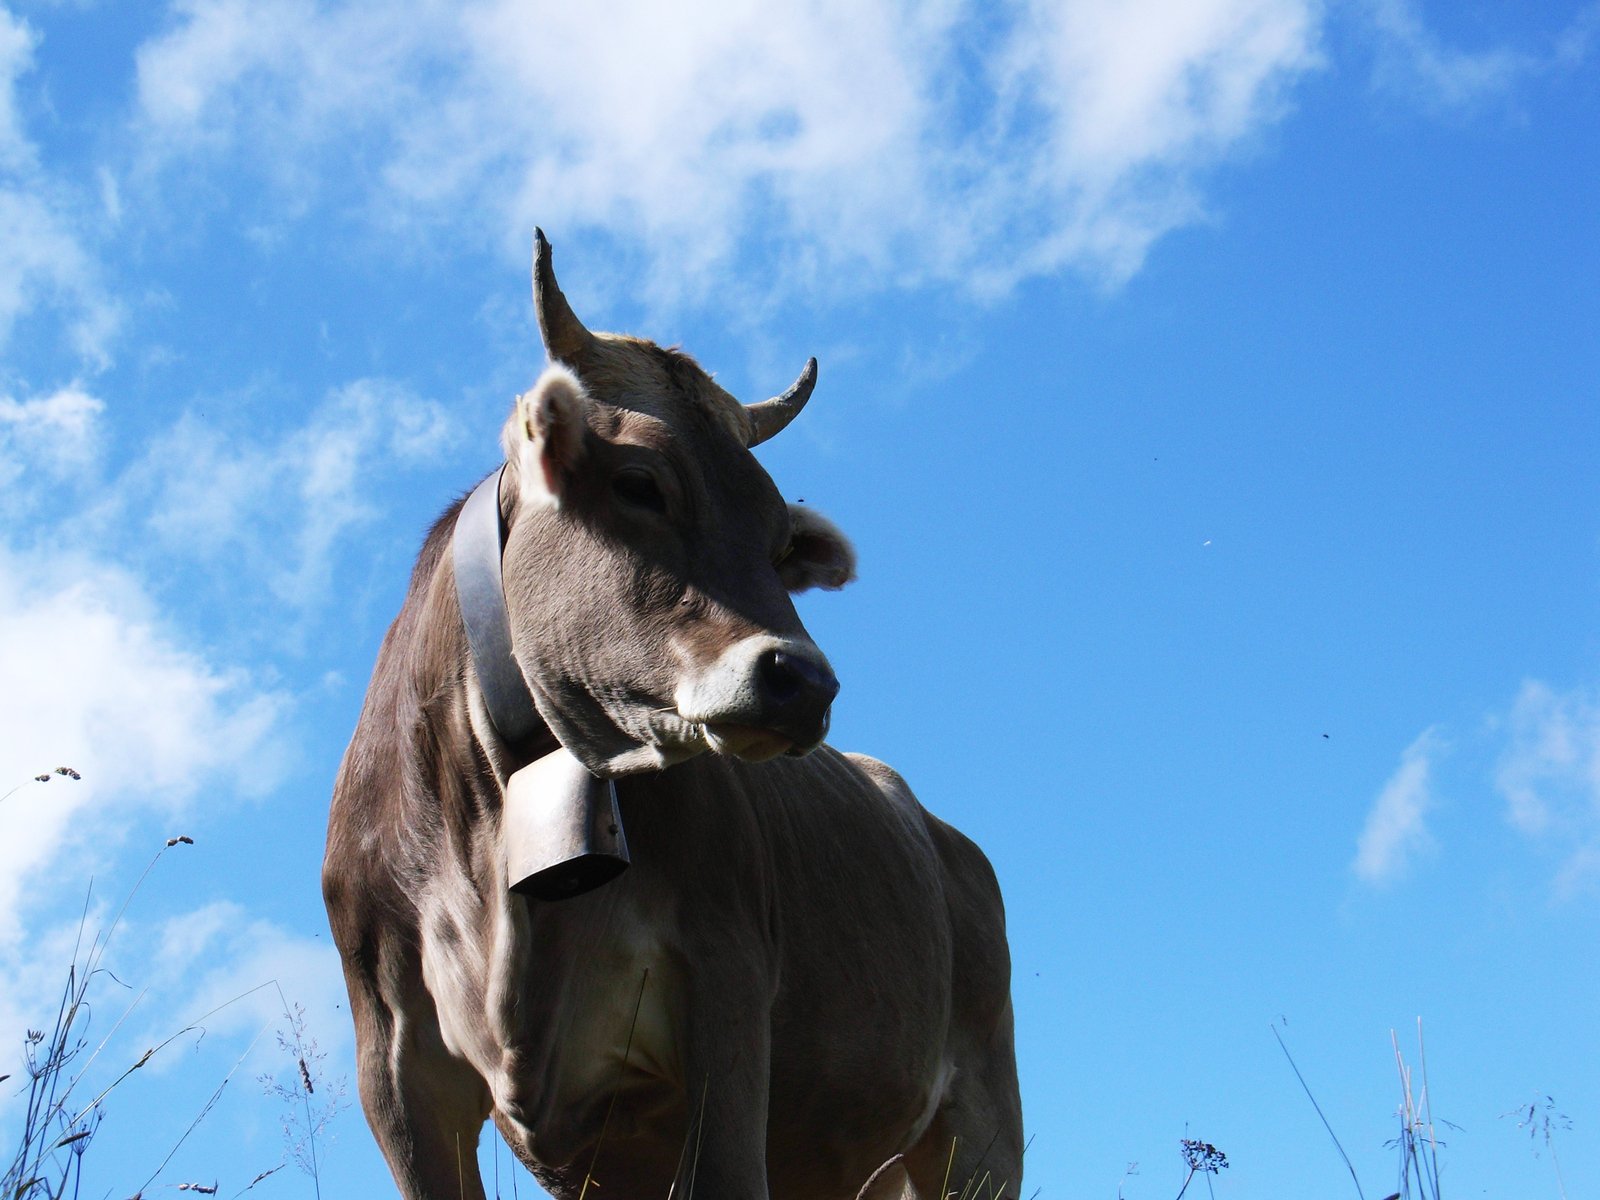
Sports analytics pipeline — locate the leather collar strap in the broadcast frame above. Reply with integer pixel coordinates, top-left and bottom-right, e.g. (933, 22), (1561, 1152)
(452, 467), (556, 756)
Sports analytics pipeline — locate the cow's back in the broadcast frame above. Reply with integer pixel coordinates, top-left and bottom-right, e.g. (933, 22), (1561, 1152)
(323, 510), (484, 1065)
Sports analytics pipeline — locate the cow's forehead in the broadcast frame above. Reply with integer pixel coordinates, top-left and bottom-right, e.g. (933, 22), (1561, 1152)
(577, 334), (753, 446)
(597, 394), (787, 530)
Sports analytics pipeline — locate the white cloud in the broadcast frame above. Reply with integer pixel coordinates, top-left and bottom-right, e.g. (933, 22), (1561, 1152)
(0, 896), (345, 1133)
(130, 0), (1324, 297)
(0, 544), (288, 943)
(1362, 0), (1600, 113)
(1353, 728), (1442, 886)
(0, 383), (102, 443)
(989, 0), (1320, 285)
(1496, 680), (1600, 835)
(0, 182), (115, 361)
(1364, 0), (1533, 109)
(0, 6), (118, 362)
(0, 4), (36, 170)
(1495, 680), (1600, 898)
(1555, 3), (1600, 68)
(139, 901), (347, 1061)
(131, 378), (459, 606)
(0, 383), (104, 494)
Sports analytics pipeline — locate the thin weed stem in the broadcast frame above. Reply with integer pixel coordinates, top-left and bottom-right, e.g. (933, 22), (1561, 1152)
(258, 987), (347, 1196)
(954, 1124), (1006, 1200)
(1390, 1026), (1443, 1200)
(684, 1074), (710, 1200)
(1272, 1022), (1366, 1200)
(71, 981), (278, 1130)
(578, 968), (650, 1200)
(1503, 1093), (1571, 1200)
(135, 1018), (272, 1194)
(3, 835), (195, 1200)
(938, 1137), (958, 1200)
(854, 1155), (904, 1200)
(1416, 1019), (1442, 1194)
(0, 766), (81, 809)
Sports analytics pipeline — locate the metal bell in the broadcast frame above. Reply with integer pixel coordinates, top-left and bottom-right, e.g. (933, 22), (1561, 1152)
(503, 747), (630, 900)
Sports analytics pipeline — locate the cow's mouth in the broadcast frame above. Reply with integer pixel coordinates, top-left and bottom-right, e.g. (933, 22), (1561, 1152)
(701, 722), (797, 762)
(643, 712), (800, 765)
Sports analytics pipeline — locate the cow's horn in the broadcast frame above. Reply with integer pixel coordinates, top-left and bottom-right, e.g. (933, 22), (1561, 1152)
(532, 228), (596, 365)
(746, 358), (818, 447)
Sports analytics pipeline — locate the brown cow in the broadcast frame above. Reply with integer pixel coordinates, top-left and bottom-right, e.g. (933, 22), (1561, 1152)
(323, 232), (1021, 1200)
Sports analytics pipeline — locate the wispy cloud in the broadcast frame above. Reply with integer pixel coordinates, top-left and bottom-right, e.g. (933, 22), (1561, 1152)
(989, 0), (1319, 283)
(0, 892), (345, 1128)
(0, 5), (118, 364)
(10, 0), (1568, 363)
(1361, 0), (1596, 112)
(126, 377), (460, 607)
(0, 370), (460, 871)
(138, 900), (347, 1063)
(0, 180), (116, 363)
(1353, 728), (1443, 886)
(129, 0), (1324, 300)
(1495, 679), (1600, 899)
(0, 545), (288, 943)
(1352, 680), (1600, 899)
(0, 5), (35, 169)
(1365, 0), (1531, 109)
(0, 383), (104, 494)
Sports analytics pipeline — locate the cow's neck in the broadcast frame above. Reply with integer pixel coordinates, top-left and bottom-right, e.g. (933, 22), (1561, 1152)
(452, 466), (558, 764)
(448, 464), (672, 780)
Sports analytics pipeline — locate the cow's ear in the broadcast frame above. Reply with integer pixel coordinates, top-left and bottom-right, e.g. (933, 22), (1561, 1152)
(779, 505), (857, 592)
(503, 365), (589, 506)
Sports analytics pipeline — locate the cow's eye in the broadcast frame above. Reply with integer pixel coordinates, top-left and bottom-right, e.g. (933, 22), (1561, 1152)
(611, 467), (667, 514)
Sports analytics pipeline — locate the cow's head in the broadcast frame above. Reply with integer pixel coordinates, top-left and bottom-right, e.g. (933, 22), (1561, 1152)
(491, 231), (856, 777)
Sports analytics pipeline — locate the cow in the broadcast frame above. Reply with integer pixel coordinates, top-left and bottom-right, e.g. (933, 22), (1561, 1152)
(323, 231), (1022, 1200)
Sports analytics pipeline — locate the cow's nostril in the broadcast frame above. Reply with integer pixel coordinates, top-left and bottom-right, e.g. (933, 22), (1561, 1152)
(759, 650), (800, 703)
(758, 649), (839, 709)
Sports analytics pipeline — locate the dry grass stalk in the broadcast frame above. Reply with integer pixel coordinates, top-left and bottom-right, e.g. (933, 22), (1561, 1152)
(3, 782), (333, 1199)
(256, 990), (348, 1200)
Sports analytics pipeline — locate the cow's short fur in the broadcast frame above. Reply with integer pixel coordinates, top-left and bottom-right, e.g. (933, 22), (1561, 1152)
(324, 238), (1021, 1200)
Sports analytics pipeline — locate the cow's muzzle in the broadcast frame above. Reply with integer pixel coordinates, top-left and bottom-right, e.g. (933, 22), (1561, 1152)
(677, 637), (840, 761)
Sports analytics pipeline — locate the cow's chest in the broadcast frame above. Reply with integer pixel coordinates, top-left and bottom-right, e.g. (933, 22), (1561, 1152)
(419, 867), (688, 1164)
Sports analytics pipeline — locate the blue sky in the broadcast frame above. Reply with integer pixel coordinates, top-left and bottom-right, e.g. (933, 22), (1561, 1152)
(1, 1), (1596, 1197)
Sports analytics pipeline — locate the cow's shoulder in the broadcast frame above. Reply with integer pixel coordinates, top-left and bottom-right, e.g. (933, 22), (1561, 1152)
(843, 752), (1011, 1019)
(840, 750), (912, 798)
(840, 752), (994, 882)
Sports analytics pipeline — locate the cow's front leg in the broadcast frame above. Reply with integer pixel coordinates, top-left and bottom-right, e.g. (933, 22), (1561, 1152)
(346, 965), (493, 1200)
(673, 983), (774, 1200)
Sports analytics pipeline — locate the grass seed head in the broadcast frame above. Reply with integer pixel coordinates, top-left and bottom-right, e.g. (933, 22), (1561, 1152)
(1180, 1139), (1229, 1174)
